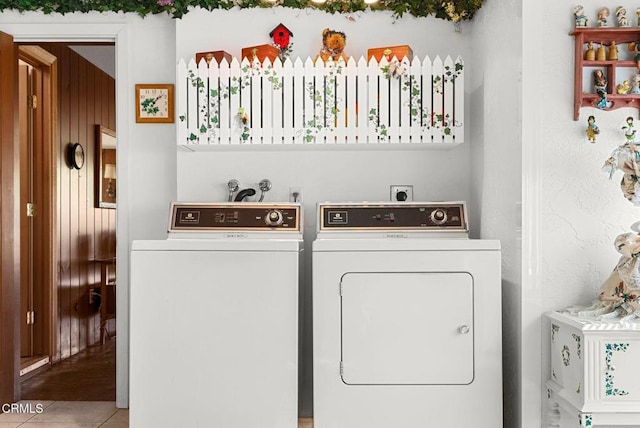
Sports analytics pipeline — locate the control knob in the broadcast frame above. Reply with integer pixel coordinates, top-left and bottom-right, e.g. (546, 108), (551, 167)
(265, 209), (284, 226)
(430, 208), (448, 225)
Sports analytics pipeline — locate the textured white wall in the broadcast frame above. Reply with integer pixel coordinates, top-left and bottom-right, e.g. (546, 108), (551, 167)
(523, 1), (640, 427)
(470, 0), (522, 427)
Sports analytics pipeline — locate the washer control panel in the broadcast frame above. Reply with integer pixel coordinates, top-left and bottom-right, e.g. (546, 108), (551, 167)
(319, 202), (467, 232)
(169, 203), (301, 232)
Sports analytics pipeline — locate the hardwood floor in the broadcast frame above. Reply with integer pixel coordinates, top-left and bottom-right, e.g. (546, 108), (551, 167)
(20, 338), (116, 401)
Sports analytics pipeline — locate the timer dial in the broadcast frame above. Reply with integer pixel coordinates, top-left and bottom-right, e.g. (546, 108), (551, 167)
(430, 209), (448, 225)
(265, 210), (284, 226)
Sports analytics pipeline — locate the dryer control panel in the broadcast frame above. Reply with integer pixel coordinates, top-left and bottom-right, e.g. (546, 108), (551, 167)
(169, 203), (301, 232)
(318, 202), (467, 232)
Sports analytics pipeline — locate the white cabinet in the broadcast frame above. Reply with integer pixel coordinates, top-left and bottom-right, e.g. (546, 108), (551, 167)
(546, 311), (640, 427)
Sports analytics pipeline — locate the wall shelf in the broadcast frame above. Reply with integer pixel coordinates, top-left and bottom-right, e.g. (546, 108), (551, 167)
(571, 27), (640, 121)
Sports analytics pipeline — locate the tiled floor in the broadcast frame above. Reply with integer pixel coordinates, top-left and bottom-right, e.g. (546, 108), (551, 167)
(0, 400), (127, 427)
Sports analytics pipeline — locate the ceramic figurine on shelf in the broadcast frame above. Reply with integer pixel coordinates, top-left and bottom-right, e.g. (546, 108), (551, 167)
(597, 7), (610, 27)
(617, 79), (631, 94)
(616, 6), (629, 26)
(609, 40), (619, 60)
(596, 43), (607, 61)
(632, 74), (640, 94)
(574, 5), (588, 27)
(586, 115), (600, 143)
(630, 41), (640, 73)
(623, 116), (637, 142)
(593, 69), (608, 109)
(585, 41), (596, 60)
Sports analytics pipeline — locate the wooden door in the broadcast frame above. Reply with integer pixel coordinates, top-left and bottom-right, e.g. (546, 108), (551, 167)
(0, 30), (19, 407)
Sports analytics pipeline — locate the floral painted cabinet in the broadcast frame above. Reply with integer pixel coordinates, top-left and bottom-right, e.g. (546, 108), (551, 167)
(546, 311), (640, 427)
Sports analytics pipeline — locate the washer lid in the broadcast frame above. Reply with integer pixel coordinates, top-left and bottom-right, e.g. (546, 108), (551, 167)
(340, 272), (474, 385)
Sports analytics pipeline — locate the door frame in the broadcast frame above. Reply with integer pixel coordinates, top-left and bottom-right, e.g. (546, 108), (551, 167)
(0, 15), (132, 408)
(18, 45), (58, 366)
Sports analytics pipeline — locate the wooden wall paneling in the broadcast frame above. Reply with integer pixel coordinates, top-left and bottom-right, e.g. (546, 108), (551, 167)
(80, 62), (93, 344)
(69, 49), (80, 357)
(77, 54), (87, 349)
(102, 70), (115, 337)
(56, 44), (71, 361)
(86, 63), (98, 343)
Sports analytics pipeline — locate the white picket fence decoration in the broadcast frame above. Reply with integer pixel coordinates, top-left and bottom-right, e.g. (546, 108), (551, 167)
(176, 55), (464, 146)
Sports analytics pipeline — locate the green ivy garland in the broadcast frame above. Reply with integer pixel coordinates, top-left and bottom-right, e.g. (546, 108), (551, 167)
(0, 0), (484, 21)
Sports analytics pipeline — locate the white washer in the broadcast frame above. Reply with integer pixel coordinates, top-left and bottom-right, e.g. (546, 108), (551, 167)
(313, 202), (502, 428)
(130, 203), (302, 428)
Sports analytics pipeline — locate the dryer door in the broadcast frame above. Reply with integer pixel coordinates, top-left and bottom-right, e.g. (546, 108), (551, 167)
(340, 272), (473, 385)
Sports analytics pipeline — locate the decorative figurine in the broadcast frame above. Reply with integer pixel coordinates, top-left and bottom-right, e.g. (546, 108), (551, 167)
(586, 115), (600, 143)
(574, 5), (588, 27)
(315, 28), (348, 63)
(617, 79), (631, 94)
(596, 43), (607, 61)
(585, 41), (596, 60)
(598, 7), (610, 27)
(609, 40), (619, 60)
(568, 145), (640, 321)
(637, 7), (640, 26)
(629, 41), (640, 73)
(623, 116), (637, 143)
(269, 23), (294, 62)
(616, 6), (629, 26)
(593, 69), (608, 109)
(631, 74), (640, 94)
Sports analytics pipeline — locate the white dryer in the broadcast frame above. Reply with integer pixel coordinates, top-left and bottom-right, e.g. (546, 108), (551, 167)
(130, 203), (302, 428)
(312, 202), (502, 428)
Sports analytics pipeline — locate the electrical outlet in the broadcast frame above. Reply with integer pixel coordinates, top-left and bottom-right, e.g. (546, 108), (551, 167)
(390, 185), (413, 202)
(289, 186), (303, 203)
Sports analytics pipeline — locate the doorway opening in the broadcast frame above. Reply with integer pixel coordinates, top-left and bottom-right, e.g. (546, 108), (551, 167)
(16, 42), (117, 402)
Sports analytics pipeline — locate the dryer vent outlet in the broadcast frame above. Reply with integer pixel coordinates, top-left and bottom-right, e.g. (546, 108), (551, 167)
(390, 185), (413, 202)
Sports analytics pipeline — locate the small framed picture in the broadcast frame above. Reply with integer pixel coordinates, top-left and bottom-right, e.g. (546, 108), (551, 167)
(135, 84), (174, 123)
